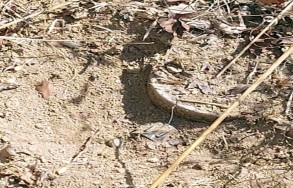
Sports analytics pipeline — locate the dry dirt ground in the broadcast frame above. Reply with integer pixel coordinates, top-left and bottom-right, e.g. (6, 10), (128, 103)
(0, 0), (292, 188)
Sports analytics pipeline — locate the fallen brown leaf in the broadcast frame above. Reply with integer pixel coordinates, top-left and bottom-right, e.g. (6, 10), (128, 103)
(36, 80), (52, 100)
(158, 18), (189, 36)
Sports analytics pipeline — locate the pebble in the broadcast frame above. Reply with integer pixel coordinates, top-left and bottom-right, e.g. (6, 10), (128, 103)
(125, 113), (134, 119)
(14, 66), (23, 71)
(126, 66), (141, 73)
(1, 136), (10, 142)
(147, 157), (159, 163)
(107, 138), (121, 148)
(6, 77), (17, 84)
(146, 142), (157, 150)
(56, 167), (67, 175)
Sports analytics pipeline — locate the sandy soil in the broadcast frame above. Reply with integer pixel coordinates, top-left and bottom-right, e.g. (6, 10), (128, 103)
(0, 0), (292, 187)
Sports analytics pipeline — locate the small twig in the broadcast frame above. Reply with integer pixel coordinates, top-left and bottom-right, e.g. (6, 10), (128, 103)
(127, 42), (155, 45)
(143, 19), (158, 41)
(93, 25), (113, 32)
(222, 0), (231, 15)
(47, 19), (65, 34)
(246, 61), (259, 84)
(3, 3), (24, 19)
(0, 85), (18, 92)
(0, 1), (74, 31)
(285, 90), (293, 115)
(0, 9), (44, 30)
(168, 105), (176, 124)
(71, 136), (92, 163)
(71, 129), (99, 162)
(179, 98), (229, 109)
(0, 36), (103, 42)
(216, 1), (293, 78)
(149, 45), (293, 188)
(222, 134), (228, 150)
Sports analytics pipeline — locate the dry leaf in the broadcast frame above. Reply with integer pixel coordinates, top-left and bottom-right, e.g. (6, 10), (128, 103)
(187, 79), (213, 94)
(158, 18), (189, 36)
(188, 19), (212, 30)
(167, 3), (195, 15)
(216, 21), (246, 35)
(179, 19), (190, 31)
(36, 80), (52, 100)
(159, 18), (177, 33)
(143, 19), (158, 41)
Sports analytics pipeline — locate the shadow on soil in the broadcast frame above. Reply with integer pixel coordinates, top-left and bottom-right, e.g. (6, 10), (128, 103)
(117, 16), (185, 125)
(118, 17), (211, 129)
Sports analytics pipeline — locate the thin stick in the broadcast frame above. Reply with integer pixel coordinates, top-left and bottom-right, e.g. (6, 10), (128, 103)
(246, 61), (259, 84)
(0, 85), (18, 92)
(285, 90), (293, 115)
(149, 45), (293, 188)
(216, 1), (293, 78)
(168, 105), (176, 124)
(0, 1), (74, 31)
(0, 9), (44, 30)
(0, 36), (103, 42)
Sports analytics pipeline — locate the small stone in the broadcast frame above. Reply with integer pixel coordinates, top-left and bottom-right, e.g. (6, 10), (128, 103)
(35, 124), (44, 129)
(275, 151), (289, 159)
(116, 168), (126, 174)
(89, 72), (99, 81)
(192, 164), (203, 170)
(146, 142), (157, 150)
(147, 157), (159, 163)
(0, 145), (16, 162)
(113, 138), (121, 147)
(39, 156), (46, 163)
(1, 136), (10, 142)
(14, 66), (23, 71)
(56, 167), (67, 175)
(6, 77), (17, 84)
(125, 113), (134, 119)
(107, 138), (121, 148)
(204, 34), (219, 45)
(126, 66), (141, 73)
